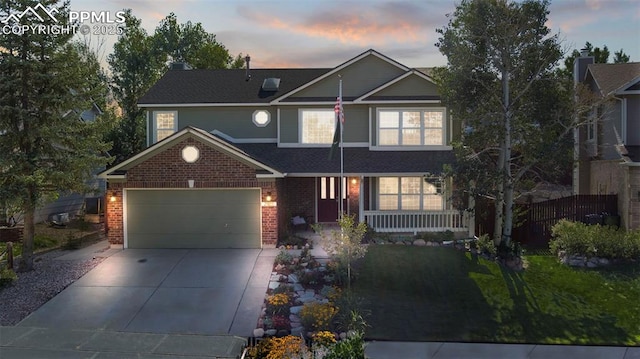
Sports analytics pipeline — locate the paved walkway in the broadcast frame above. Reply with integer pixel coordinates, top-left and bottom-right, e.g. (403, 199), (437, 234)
(0, 326), (246, 358)
(2, 238), (638, 358)
(365, 341), (639, 358)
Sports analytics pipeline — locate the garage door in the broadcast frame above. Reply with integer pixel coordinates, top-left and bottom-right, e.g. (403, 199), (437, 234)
(125, 189), (261, 249)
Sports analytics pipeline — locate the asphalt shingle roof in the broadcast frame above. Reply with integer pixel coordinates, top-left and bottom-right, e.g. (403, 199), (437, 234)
(587, 62), (640, 96)
(138, 68), (331, 105)
(233, 143), (455, 175)
(626, 146), (640, 163)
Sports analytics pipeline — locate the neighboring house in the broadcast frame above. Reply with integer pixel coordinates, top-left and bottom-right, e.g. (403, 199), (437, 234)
(99, 49), (469, 249)
(573, 53), (640, 230)
(31, 103), (105, 223)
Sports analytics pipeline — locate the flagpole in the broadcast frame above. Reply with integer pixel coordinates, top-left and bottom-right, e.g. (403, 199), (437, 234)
(339, 76), (344, 221)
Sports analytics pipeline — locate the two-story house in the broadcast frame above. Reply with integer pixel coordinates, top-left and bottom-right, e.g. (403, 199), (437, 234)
(574, 52), (640, 230)
(100, 49), (468, 249)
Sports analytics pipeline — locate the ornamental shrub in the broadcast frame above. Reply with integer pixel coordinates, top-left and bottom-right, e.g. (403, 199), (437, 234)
(246, 335), (310, 359)
(266, 293), (291, 316)
(0, 267), (17, 287)
(312, 330), (337, 347)
(475, 233), (496, 257)
(300, 302), (339, 332)
(323, 331), (366, 359)
(550, 220), (640, 260)
(265, 335), (308, 359)
(275, 249), (294, 265)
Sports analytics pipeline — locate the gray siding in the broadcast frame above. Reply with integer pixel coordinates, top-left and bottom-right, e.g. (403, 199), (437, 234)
(279, 107), (299, 143)
(148, 107), (277, 140)
(279, 105), (369, 145)
(374, 75), (440, 97)
(291, 56), (405, 98)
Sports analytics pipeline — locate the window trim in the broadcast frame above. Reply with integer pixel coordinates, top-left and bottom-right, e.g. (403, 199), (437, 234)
(375, 107), (446, 147)
(377, 176), (444, 211)
(298, 108), (337, 146)
(152, 110), (178, 143)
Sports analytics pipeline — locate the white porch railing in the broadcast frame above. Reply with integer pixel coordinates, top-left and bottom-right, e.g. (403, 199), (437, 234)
(363, 210), (468, 233)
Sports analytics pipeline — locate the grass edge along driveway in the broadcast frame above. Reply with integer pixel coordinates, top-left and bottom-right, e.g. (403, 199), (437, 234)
(352, 245), (640, 345)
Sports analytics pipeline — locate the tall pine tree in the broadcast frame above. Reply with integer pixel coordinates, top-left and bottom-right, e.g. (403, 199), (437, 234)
(0, 0), (110, 271)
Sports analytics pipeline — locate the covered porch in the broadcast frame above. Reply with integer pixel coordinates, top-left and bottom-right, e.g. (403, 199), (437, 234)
(280, 175), (470, 235)
(363, 209), (468, 233)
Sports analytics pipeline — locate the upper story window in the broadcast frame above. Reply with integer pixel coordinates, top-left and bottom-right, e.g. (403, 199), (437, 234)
(253, 110), (271, 127)
(377, 108), (444, 146)
(153, 111), (177, 142)
(587, 106), (602, 142)
(300, 109), (336, 144)
(378, 177), (443, 211)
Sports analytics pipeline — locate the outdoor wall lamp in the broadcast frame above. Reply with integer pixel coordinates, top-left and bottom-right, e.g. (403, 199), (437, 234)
(351, 178), (357, 185)
(266, 192), (272, 202)
(109, 196), (116, 202)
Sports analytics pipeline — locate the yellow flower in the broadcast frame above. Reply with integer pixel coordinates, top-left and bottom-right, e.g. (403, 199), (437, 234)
(265, 335), (308, 359)
(300, 302), (338, 331)
(312, 330), (337, 347)
(267, 293), (290, 306)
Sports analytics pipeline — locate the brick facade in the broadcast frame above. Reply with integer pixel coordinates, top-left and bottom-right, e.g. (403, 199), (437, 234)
(105, 137), (278, 247)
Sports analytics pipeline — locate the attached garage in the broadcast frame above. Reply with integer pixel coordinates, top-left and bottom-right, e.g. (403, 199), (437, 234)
(125, 189), (262, 249)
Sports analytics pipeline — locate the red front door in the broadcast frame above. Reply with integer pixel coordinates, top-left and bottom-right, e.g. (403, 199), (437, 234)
(317, 177), (347, 222)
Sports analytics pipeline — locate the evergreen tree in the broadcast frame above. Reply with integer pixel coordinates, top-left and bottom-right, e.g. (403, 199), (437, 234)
(0, 0), (110, 271)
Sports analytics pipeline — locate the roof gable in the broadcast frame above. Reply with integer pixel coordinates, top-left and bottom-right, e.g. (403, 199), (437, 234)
(99, 127), (283, 178)
(272, 49), (410, 103)
(356, 70), (440, 102)
(586, 62), (640, 96)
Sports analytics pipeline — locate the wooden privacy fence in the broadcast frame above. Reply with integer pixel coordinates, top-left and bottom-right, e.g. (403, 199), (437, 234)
(475, 195), (618, 246)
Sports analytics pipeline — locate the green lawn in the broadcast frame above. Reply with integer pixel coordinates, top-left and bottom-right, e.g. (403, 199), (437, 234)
(352, 245), (640, 345)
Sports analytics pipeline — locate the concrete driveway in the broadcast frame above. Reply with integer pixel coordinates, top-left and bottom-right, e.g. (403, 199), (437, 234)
(17, 248), (275, 336)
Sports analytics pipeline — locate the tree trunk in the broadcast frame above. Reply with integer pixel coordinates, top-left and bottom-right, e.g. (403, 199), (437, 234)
(501, 68), (514, 248)
(493, 131), (505, 246)
(18, 188), (36, 272)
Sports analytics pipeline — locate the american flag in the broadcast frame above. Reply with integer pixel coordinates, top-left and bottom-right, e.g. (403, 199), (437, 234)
(334, 96), (345, 124)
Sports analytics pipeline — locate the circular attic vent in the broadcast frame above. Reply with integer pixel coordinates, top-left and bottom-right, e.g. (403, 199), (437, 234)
(182, 145), (200, 163)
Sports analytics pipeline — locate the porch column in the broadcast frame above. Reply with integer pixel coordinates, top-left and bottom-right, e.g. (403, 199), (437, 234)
(358, 176), (364, 223)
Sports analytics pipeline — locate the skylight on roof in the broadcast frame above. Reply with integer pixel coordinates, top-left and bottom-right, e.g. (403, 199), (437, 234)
(262, 78), (280, 91)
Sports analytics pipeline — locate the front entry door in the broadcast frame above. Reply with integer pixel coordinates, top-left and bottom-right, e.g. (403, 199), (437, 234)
(317, 177), (347, 222)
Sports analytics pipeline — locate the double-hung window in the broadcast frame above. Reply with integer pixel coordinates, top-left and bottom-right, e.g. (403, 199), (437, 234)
(378, 177), (443, 210)
(300, 109), (336, 144)
(377, 109), (444, 146)
(153, 111), (178, 142)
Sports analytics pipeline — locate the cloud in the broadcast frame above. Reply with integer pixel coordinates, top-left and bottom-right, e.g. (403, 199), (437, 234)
(238, 1), (446, 46)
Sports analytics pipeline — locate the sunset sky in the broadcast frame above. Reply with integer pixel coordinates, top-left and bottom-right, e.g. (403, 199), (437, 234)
(69, 0), (640, 69)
